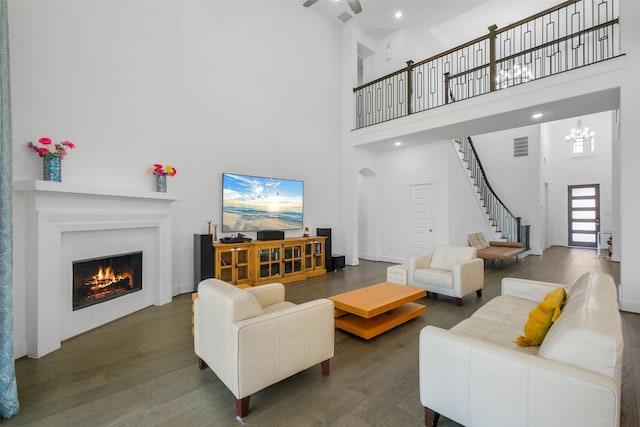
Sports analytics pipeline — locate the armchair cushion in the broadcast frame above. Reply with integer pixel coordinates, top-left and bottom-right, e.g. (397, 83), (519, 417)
(468, 232), (490, 249)
(429, 245), (477, 271)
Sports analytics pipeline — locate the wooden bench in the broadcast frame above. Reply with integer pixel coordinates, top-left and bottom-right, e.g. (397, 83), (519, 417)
(469, 233), (524, 268)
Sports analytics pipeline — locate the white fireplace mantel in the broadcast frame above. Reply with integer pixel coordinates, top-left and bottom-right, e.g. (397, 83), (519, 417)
(15, 180), (180, 358)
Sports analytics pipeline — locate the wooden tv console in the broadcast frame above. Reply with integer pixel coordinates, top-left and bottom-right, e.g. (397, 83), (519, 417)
(212, 236), (327, 286)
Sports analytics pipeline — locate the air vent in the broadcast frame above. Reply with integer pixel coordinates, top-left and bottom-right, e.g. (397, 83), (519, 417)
(514, 136), (528, 157)
(337, 12), (353, 23)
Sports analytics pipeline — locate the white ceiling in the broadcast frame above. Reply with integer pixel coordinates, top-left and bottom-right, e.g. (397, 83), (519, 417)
(302, 0), (560, 52)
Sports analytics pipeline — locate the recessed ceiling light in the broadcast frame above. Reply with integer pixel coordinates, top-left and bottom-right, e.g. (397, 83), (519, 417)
(532, 113), (543, 119)
(394, 141), (402, 146)
(394, 11), (403, 19)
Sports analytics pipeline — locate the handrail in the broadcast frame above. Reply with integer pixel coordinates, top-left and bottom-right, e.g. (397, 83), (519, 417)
(353, 0), (621, 129)
(496, 0), (580, 34)
(448, 18), (620, 82)
(466, 137), (516, 220)
(457, 136), (521, 242)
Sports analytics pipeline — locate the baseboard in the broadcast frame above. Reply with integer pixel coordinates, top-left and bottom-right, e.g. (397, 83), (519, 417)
(620, 299), (640, 314)
(173, 282), (195, 297)
(378, 255), (406, 264)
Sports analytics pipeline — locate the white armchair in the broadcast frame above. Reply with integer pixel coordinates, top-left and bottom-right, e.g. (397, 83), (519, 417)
(407, 245), (484, 306)
(193, 279), (334, 417)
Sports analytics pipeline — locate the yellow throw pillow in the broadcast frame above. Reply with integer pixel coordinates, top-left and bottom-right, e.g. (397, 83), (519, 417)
(516, 287), (566, 347)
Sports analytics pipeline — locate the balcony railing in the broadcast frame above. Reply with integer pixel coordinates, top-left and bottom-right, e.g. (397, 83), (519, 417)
(353, 0), (621, 129)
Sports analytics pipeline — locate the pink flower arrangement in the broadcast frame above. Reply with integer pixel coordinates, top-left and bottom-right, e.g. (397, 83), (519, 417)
(149, 163), (177, 176)
(28, 137), (75, 159)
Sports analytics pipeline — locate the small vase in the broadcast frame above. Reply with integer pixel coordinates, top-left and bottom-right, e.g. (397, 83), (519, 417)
(43, 156), (61, 182)
(155, 174), (167, 193)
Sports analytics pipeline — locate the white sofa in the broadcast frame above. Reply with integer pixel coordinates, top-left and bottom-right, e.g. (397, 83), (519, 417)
(408, 245), (484, 306)
(419, 272), (623, 427)
(194, 279), (334, 417)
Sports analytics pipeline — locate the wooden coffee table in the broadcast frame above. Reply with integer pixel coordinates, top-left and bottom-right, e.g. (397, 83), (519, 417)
(328, 282), (426, 339)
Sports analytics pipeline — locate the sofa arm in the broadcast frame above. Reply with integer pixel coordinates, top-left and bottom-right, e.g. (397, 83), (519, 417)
(408, 255), (432, 285)
(245, 282), (285, 308)
(420, 326), (619, 427)
(501, 277), (570, 302)
(452, 258), (484, 295)
(234, 299), (335, 399)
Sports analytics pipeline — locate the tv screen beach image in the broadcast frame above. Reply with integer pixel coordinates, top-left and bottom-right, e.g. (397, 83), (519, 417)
(222, 173), (304, 232)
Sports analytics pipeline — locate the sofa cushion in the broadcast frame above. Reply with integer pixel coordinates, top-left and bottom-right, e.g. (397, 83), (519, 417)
(430, 245), (477, 272)
(539, 272), (623, 379)
(414, 268), (453, 289)
(516, 287), (566, 347)
(471, 295), (538, 329)
(451, 317), (539, 355)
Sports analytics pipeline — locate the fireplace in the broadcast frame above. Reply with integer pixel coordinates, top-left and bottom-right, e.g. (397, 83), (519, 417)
(73, 252), (143, 311)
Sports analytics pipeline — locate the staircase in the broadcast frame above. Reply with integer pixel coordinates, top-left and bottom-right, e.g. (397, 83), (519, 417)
(453, 136), (521, 243)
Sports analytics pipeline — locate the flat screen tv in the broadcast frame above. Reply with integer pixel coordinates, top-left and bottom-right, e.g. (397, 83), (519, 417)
(222, 173), (304, 232)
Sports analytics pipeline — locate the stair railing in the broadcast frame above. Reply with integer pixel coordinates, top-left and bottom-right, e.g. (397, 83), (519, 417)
(353, 0), (621, 129)
(456, 136), (521, 243)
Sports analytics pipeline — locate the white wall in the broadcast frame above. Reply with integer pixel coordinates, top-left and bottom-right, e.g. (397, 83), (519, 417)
(470, 125), (542, 253)
(356, 141), (451, 263)
(542, 112), (613, 248)
(9, 0), (342, 357)
(447, 142), (498, 246)
(617, 0), (640, 313)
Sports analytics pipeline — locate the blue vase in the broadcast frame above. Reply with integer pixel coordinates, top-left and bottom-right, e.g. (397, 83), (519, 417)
(155, 174), (167, 192)
(43, 156), (61, 182)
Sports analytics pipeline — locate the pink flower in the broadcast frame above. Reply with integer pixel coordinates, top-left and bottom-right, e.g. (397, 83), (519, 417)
(27, 137), (75, 159)
(150, 163), (177, 177)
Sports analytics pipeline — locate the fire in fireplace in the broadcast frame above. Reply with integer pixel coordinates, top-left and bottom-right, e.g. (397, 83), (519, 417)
(72, 251), (143, 311)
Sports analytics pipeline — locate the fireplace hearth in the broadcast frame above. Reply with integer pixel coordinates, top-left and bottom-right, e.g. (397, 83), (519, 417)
(73, 252), (143, 311)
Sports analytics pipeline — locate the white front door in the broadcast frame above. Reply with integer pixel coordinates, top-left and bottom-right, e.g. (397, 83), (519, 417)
(410, 183), (435, 257)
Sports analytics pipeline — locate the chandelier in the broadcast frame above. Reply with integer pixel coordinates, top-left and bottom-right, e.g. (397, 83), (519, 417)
(565, 118), (595, 153)
(496, 64), (533, 89)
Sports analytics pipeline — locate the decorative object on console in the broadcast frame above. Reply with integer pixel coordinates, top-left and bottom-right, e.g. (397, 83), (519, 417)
(303, 226), (310, 237)
(256, 230), (284, 241)
(148, 163), (177, 193)
(28, 137), (75, 182)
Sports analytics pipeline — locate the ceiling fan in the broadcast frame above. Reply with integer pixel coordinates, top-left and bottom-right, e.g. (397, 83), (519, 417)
(303, 0), (363, 15)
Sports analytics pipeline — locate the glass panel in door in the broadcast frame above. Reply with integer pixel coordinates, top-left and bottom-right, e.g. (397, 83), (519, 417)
(568, 184), (599, 248)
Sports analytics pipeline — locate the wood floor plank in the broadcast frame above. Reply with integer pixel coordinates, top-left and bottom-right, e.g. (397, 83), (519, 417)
(2, 246), (636, 427)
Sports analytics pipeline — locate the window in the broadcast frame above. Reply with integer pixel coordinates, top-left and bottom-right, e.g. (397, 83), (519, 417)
(572, 135), (595, 155)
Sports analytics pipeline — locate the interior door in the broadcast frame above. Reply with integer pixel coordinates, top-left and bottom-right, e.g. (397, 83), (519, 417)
(410, 183), (434, 257)
(568, 184), (600, 248)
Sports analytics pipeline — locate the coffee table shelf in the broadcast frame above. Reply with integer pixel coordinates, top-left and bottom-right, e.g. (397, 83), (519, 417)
(329, 282), (426, 340)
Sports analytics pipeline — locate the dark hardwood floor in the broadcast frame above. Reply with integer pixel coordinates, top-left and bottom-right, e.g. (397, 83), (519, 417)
(2, 246), (636, 426)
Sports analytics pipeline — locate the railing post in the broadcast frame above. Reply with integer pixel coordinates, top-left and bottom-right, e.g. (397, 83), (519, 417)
(406, 60), (414, 116)
(516, 217), (522, 243)
(444, 72), (450, 104)
(488, 24), (498, 92)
